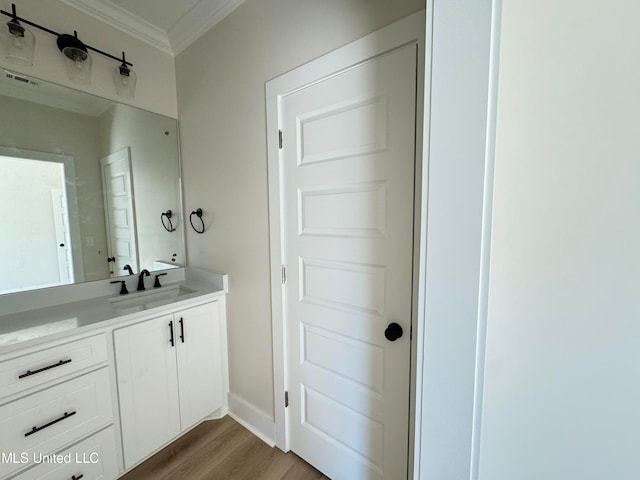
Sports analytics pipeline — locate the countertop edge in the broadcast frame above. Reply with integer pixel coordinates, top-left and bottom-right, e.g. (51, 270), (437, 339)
(0, 282), (226, 355)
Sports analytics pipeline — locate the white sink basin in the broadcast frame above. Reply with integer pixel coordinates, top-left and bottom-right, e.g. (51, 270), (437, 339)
(109, 285), (196, 314)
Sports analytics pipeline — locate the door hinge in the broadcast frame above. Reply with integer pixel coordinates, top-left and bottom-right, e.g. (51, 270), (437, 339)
(281, 265), (287, 284)
(278, 129), (283, 149)
(410, 325), (413, 340)
(285, 390), (289, 408)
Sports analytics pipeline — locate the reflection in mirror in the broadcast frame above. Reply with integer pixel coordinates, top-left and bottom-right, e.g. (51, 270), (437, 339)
(0, 70), (184, 294)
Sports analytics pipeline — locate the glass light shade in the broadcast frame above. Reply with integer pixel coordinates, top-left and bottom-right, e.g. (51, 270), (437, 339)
(0, 20), (35, 66)
(62, 46), (92, 84)
(113, 65), (137, 99)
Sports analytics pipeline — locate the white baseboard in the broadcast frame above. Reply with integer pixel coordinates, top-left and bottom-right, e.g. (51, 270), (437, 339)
(227, 392), (276, 447)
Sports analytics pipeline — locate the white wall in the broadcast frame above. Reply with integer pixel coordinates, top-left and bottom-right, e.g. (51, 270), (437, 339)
(0, 0), (177, 117)
(176, 0), (425, 420)
(478, 1), (640, 478)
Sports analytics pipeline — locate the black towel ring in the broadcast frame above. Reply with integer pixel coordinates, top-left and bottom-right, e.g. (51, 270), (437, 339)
(161, 210), (174, 232)
(190, 208), (205, 234)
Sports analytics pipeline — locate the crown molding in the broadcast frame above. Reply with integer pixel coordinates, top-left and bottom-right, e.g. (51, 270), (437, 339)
(58, 0), (173, 55)
(169, 0), (246, 55)
(57, 0), (245, 57)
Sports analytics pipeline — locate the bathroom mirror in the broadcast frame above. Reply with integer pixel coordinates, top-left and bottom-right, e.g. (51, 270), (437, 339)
(0, 69), (185, 295)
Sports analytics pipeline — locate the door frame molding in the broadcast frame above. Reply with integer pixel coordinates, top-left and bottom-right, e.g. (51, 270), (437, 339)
(265, 10), (426, 460)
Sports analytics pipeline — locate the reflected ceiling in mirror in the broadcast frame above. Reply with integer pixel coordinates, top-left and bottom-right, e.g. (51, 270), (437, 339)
(0, 69), (184, 295)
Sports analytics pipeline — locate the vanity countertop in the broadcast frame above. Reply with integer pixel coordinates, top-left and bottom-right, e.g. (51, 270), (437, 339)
(0, 279), (225, 352)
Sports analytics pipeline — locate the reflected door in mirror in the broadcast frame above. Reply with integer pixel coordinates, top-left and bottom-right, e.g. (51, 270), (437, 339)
(101, 147), (139, 277)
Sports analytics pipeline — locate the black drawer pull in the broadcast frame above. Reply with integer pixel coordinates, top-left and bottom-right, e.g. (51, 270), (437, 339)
(179, 317), (185, 343)
(169, 321), (175, 347)
(24, 411), (77, 437)
(18, 359), (72, 379)
(72, 474), (84, 480)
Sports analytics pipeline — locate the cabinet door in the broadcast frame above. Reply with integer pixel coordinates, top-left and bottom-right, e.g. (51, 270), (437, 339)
(175, 302), (223, 430)
(114, 314), (181, 468)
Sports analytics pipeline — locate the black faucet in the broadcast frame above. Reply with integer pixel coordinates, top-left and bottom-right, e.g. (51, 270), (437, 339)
(110, 280), (129, 295)
(154, 272), (168, 288)
(123, 264), (134, 275)
(137, 269), (150, 291)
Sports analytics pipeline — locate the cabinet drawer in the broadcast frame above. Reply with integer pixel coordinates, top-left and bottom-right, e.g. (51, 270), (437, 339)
(0, 334), (108, 399)
(0, 368), (113, 478)
(14, 426), (118, 480)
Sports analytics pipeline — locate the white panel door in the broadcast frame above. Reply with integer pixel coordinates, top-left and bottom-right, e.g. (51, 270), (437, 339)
(51, 189), (74, 285)
(280, 44), (417, 480)
(101, 147), (138, 276)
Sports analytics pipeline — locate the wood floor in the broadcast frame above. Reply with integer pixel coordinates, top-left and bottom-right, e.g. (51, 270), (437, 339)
(119, 416), (330, 480)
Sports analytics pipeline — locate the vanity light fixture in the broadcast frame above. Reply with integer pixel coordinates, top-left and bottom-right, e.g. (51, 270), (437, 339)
(113, 51), (136, 99)
(0, 4), (35, 65)
(0, 3), (135, 96)
(57, 32), (92, 85)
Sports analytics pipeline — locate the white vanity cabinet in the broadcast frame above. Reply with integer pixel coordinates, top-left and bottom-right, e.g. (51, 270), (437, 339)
(114, 299), (226, 469)
(0, 333), (117, 480)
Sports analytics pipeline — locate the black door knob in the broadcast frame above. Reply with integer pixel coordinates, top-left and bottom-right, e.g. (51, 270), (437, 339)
(59, 243), (65, 247)
(384, 322), (403, 341)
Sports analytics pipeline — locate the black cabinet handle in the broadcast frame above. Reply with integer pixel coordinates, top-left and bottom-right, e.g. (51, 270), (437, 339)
(169, 321), (175, 347)
(71, 475), (84, 480)
(24, 411), (76, 437)
(179, 317), (185, 343)
(18, 359), (72, 379)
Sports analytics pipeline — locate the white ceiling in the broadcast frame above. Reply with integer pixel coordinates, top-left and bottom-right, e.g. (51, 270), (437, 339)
(58, 0), (245, 55)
